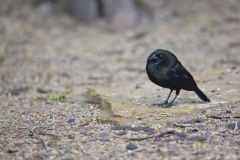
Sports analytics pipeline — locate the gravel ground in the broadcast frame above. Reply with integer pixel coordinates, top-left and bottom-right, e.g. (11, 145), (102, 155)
(0, 1), (240, 159)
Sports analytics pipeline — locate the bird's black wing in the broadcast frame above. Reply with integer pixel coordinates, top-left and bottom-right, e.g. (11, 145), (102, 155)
(166, 62), (197, 91)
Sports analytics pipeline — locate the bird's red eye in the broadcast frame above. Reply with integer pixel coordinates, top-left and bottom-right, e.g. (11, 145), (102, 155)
(157, 54), (164, 59)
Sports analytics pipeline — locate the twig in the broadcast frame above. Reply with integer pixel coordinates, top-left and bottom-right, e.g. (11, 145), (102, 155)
(208, 115), (240, 119)
(208, 115), (230, 119)
(28, 127), (48, 150)
(173, 123), (192, 128)
(40, 132), (60, 140)
(129, 130), (176, 141)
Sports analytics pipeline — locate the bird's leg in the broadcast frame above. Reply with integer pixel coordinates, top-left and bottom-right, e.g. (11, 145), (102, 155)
(162, 89), (173, 104)
(167, 90), (180, 107)
(153, 89), (173, 106)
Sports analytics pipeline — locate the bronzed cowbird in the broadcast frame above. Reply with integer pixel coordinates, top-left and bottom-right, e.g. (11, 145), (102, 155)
(146, 49), (210, 106)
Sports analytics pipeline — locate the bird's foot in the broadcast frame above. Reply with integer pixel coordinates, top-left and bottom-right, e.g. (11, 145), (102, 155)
(152, 101), (166, 106)
(152, 101), (175, 108)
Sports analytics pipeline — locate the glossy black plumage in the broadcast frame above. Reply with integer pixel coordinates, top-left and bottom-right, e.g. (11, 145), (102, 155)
(146, 49), (210, 106)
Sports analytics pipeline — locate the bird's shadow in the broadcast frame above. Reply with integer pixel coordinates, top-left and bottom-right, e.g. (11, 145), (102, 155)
(152, 99), (209, 108)
(152, 102), (177, 108)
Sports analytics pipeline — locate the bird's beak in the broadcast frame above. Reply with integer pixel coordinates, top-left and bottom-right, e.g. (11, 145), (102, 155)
(149, 55), (159, 62)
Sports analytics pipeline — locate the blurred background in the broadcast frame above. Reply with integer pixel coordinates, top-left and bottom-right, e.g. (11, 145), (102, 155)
(1, 0), (240, 159)
(2, 0), (240, 30)
(1, 0), (239, 94)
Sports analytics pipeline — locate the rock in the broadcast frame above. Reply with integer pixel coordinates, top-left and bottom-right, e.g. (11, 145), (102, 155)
(235, 141), (240, 146)
(211, 88), (221, 95)
(141, 127), (155, 134)
(114, 130), (126, 136)
(37, 88), (52, 94)
(9, 86), (29, 96)
(226, 110), (231, 114)
(6, 149), (18, 154)
(67, 134), (75, 139)
(67, 118), (76, 125)
(126, 143), (138, 151)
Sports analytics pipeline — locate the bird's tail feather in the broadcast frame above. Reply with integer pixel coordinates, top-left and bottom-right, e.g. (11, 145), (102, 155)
(194, 87), (210, 102)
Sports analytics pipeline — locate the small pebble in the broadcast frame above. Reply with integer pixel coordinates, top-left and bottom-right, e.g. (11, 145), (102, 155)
(7, 149), (18, 154)
(136, 117), (143, 120)
(135, 84), (141, 89)
(126, 143), (138, 151)
(68, 134), (75, 139)
(142, 127), (155, 135)
(37, 88), (52, 94)
(235, 141), (240, 145)
(67, 118), (76, 125)
(226, 110), (231, 113)
(99, 133), (109, 142)
(9, 86), (29, 96)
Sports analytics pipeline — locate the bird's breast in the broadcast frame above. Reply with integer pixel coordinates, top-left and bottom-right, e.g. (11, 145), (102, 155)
(146, 64), (169, 87)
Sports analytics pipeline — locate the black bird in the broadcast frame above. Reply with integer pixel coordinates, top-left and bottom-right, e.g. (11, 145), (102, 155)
(146, 49), (210, 106)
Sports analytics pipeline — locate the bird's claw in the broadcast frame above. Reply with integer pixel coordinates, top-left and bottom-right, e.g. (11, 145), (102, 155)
(152, 101), (166, 106)
(153, 101), (172, 107)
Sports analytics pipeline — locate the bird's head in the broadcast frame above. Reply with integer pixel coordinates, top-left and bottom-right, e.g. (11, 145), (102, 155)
(147, 49), (177, 67)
